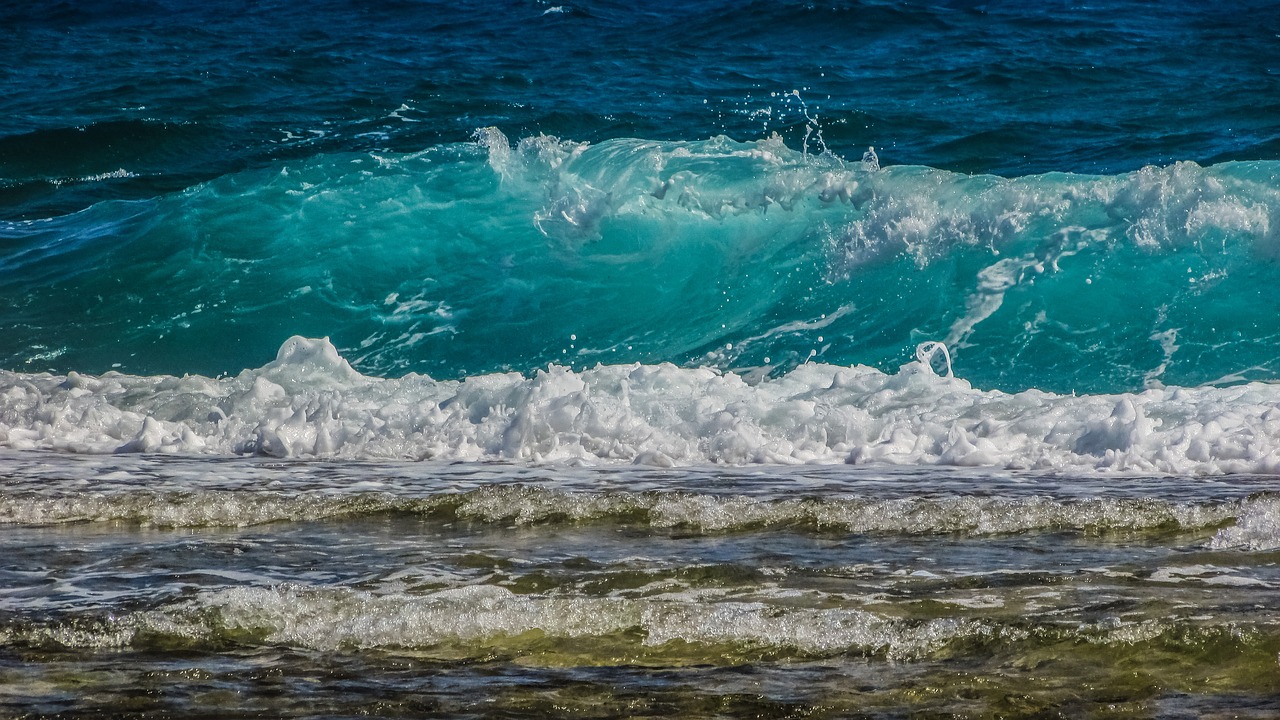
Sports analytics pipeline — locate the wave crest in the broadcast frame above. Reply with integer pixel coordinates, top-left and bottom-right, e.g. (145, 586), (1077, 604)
(6, 135), (1280, 392)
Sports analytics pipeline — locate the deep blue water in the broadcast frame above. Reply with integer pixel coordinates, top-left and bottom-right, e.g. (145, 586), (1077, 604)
(7, 0), (1280, 208)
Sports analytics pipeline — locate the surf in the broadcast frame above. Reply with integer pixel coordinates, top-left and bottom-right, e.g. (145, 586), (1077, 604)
(0, 335), (1276, 476)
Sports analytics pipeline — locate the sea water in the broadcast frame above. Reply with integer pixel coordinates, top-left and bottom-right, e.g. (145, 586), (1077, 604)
(4, 1), (1280, 716)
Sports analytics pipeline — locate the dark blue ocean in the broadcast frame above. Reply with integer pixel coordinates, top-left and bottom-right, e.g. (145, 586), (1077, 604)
(4, 2), (1280, 716)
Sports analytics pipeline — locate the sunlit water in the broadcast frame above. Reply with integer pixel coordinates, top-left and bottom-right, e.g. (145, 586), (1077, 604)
(6, 1), (1280, 716)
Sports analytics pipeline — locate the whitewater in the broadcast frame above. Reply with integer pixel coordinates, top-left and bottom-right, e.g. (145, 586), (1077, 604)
(4, 332), (1280, 477)
(5, 130), (1280, 478)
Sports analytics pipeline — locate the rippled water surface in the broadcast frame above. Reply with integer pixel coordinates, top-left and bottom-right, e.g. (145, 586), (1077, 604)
(1, 454), (1279, 716)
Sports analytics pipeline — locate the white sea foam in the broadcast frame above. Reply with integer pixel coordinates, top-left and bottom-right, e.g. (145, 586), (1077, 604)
(49, 168), (138, 186)
(1, 336), (1279, 474)
(1210, 496), (1280, 550)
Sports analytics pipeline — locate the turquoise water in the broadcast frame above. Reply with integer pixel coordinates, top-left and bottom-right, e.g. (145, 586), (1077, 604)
(6, 136), (1280, 392)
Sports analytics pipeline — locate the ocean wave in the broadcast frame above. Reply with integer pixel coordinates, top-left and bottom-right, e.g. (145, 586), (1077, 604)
(4, 133), (1280, 392)
(5, 582), (1268, 664)
(1209, 496), (1280, 551)
(2, 336), (1280, 475)
(0, 583), (1009, 660)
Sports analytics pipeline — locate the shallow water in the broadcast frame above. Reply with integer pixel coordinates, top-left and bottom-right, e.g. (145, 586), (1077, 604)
(1, 454), (1279, 716)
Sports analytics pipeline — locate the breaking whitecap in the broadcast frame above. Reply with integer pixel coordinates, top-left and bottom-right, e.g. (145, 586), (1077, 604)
(1, 336), (1280, 475)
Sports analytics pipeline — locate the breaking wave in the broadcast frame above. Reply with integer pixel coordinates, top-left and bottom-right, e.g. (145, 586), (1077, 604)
(4, 132), (1280, 393)
(2, 336), (1280, 475)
